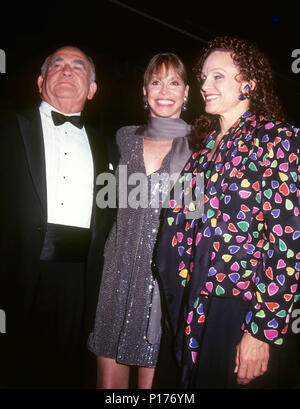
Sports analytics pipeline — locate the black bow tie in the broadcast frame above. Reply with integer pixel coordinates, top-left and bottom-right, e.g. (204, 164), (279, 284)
(51, 111), (83, 129)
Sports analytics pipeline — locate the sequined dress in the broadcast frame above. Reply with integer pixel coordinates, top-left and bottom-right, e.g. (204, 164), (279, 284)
(88, 125), (180, 367)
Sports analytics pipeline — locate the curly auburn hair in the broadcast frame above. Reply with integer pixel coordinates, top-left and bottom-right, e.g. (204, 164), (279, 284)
(191, 36), (286, 149)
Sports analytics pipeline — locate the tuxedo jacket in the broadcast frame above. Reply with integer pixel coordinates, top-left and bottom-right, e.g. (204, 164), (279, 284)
(0, 107), (115, 338)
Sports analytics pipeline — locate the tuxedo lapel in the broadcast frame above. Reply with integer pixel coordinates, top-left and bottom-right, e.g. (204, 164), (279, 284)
(17, 108), (47, 213)
(16, 110), (108, 230)
(84, 123), (107, 176)
(84, 123), (107, 234)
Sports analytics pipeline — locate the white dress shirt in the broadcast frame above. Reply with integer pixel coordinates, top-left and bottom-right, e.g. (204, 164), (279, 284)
(39, 101), (94, 229)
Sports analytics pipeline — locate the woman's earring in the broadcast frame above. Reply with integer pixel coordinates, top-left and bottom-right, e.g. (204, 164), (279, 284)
(143, 95), (149, 109)
(182, 96), (188, 111)
(238, 84), (251, 100)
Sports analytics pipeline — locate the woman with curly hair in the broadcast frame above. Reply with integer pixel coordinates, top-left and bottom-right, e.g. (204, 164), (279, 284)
(154, 36), (300, 388)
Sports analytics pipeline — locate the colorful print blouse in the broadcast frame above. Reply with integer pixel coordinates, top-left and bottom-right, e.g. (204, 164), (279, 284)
(156, 111), (300, 348)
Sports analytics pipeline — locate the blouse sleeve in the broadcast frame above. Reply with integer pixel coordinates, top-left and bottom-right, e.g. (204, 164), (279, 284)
(242, 124), (300, 346)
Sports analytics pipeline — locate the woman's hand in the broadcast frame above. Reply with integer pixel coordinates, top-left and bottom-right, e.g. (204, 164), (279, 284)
(234, 333), (270, 385)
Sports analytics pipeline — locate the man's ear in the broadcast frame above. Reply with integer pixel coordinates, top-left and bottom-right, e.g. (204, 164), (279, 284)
(87, 81), (97, 100)
(37, 75), (44, 94)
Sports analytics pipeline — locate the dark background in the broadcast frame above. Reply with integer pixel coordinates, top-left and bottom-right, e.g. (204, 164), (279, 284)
(0, 0), (299, 140)
(0, 0), (299, 389)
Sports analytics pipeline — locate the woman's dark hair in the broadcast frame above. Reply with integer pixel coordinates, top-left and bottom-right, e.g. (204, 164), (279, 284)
(191, 36), (286, 149)
(143, 53), (187, 88)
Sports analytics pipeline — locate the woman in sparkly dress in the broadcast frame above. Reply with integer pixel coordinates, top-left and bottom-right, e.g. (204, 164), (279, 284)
(155, 37), (300, 388)
(88, 53), (192, 388)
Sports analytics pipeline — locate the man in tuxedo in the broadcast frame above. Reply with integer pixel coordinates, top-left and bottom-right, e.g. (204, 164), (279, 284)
(0, 46), (112, 388)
